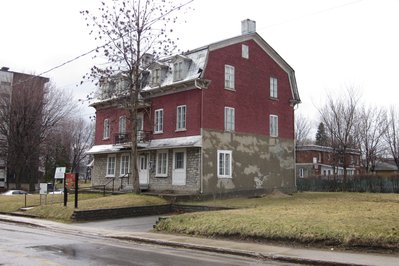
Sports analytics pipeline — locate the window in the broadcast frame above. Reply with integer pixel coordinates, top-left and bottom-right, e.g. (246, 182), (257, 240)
(270, 115), (278, 137)
(103, 119), (110, 139)
(120, 154), (130, 176)
(154, 109), (163, 133)
(119, 116), (126, 134)
(217, 150), (232, 178)
(299, 168), (304, 178)
(270, 77), (278, 98)
(156, 150), (168, 177)
(242, 44), (249, 59)
(152, 68), (161, 84)
(106, 155), (116, 177)
(176, 105), (186, 131)
(137, 113), (144, 140)
(224, 107), (235, 131)
(174, 151), (185, 169)
(173, 61), (183, 81)
(224, 65), (235, 90)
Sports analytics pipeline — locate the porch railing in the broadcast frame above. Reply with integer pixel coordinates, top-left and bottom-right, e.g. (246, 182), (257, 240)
(114, 131), (152, 144)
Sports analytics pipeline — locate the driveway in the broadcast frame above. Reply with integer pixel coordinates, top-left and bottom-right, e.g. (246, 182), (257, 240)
(77, 215), (164, 232)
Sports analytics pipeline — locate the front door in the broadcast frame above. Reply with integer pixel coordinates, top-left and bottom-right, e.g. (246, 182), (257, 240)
(138, 154), (149, 187)
(172, 149), (186, 186)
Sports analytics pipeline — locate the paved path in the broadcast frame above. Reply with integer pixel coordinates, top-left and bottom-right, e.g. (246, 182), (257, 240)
(1, 214), (398, 266)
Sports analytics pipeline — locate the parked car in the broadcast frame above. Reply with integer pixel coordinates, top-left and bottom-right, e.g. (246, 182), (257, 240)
(49, 189), (64, 195)
(1, 190), (28, 196)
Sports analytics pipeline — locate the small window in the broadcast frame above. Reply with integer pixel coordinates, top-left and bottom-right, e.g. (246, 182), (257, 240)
(224, 65), (235, 90)
(119, 116), (126, 134)
(103, 119), (110, 139)
(106, 155), (116, 177)
(154, 109), (163, 134)
(176, 105), (186, 131)
(299, 168), (304, 178)
(224, 107), (235, 131)
(156, 150), (168, 177)
(270, 115), (278, 137)
(174, 151), (185, 170)
(270, 77), (278, 98)
(217, 150), (232, 178)
(242, 44), (249, 59)
(173, 61), (183, 81)
(152, 68), (161, 84)
(120, 154), (130, 176)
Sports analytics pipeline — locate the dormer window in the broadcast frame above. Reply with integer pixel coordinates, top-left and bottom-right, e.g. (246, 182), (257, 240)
(173, 61), (183, 81)
(152, 68), (161, 84)
(172, 55), (192, 82)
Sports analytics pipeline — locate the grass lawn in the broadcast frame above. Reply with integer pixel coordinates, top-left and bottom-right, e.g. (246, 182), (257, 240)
(0, 193), (167, 223)
(154, 192), (399, 250)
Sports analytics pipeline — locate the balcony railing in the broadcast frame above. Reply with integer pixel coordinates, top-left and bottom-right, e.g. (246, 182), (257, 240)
(114, 131), (152, 144)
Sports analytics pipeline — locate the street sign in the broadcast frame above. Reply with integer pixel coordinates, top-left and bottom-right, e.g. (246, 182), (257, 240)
(39, 183), (48, 195)
(54, 167), (66, 179)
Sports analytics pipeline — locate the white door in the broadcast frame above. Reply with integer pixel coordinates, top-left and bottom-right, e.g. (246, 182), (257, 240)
(138, 155), (149, 186)
(172, 149), (186, 186)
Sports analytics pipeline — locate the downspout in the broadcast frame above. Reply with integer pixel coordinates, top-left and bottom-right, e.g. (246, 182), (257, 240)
(195, 79), (204, 194)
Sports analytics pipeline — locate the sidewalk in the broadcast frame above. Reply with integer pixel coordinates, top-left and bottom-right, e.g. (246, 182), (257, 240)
(1, 214), (398, 266)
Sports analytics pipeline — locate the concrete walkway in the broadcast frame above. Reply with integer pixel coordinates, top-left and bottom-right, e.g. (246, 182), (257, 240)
(1, 214), (398, 266)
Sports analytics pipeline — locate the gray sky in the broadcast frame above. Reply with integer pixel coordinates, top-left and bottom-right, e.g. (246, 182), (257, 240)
(1, 0), (399, 129)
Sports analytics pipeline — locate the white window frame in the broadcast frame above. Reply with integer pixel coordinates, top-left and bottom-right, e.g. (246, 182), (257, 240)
(119, 116), (126, 134)
(156, 150), (168, 177)
(120, 154), (130, 177)
(270, 77), (278, 98)
(106, 155), (116, 177)
(270, 115), (278, 137)
(176, 105), (186, 131)
(152, 68), (161, 84)
(217, 150), (232, 178)
(173, 149), (186, 170)
(154, 109), (163, 134)
(224, 65), (235, 90)
(103, 118), (110, 139)
(173, 61), (183, 81)
(224, 107), (235, 132)
(242, 44), (249, 59)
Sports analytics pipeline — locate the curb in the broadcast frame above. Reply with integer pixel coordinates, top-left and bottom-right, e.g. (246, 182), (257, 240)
(109, 235), (363, 266)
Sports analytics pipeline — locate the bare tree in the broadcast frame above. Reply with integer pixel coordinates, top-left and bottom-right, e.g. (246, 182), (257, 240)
(318, 88), (360, 180)
(355, 105), (386, 173)
(70, 118), (95, 173)
(82, 0), (192, 193)
(384, 107), (399, 170)
(0, 76), (75, 190)
(295, 113), (312, 145)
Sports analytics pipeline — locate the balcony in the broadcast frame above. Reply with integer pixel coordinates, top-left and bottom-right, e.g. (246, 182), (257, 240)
(114, 131), (152, 144)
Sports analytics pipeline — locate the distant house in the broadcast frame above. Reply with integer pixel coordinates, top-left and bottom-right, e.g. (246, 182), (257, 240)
(373, 159), (398, 177)
(87, 20), (301, 197)
(296, 145), (361, 178)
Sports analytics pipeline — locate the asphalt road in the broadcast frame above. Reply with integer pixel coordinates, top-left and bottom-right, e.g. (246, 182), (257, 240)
(0, 221), (297, 266)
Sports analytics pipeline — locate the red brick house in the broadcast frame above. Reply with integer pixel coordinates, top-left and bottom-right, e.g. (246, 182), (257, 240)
(296, 145), (362, 178)
(88, 20), (301, 196)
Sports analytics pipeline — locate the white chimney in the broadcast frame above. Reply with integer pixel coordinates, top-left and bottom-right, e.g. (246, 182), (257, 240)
(241, 19), (256, 35)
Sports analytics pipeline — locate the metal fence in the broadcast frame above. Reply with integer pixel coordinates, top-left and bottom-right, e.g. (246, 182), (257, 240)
(297, 175), (399, 193)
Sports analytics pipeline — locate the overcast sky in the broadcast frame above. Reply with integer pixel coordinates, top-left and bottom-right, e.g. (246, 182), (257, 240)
(1, 0), (399, 130)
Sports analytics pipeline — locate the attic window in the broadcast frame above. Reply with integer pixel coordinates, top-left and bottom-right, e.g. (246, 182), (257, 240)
(173, 61), (183, 81)
(242, 44), (249, 59)
(152, 68), (161, 84)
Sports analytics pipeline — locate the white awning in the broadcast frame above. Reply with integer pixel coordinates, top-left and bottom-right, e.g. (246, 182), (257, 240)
(143, 135), (202, 150)
(86, 144), (126, 155)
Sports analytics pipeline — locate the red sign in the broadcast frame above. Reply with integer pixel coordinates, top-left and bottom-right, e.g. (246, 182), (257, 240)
(65, 173), (75, 189)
